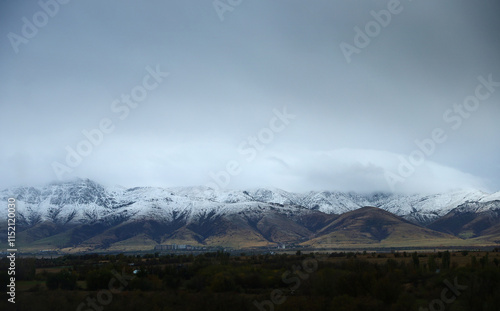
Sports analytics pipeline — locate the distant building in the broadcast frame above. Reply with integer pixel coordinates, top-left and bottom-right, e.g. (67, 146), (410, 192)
(154, 244), (197, 251)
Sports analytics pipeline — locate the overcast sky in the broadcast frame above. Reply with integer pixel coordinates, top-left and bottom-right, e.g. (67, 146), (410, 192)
(1, 0), (499, 194)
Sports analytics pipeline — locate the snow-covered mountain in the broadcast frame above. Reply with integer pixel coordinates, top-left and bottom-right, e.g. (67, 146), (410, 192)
(1, 179), (499, 252)
(243, 188), (491, 224)
(0, 178), (496, 226)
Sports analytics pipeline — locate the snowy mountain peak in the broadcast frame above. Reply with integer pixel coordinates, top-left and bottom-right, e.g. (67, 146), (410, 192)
(0, 179), (497, 227)
(480, 191), (500, 203)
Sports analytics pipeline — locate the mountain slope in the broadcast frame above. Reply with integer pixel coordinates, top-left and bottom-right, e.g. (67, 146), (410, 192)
(1, 179), (499, 251)
(428, 200), (500, 239)
(304, 206), (459, 248)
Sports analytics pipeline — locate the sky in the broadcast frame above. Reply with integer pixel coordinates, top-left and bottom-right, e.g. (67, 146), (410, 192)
(1, 0), (499, 194)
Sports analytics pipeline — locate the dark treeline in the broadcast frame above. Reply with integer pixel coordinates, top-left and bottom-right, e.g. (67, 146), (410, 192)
(1, 250), (500, 310)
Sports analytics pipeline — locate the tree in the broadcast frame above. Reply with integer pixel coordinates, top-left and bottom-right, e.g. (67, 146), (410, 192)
(442, 251), (451, 270)
(46, 269), (77, 290)
(412, 252), (420, 269)
(86, 269), (114, 290)
(471, 255), (477, 268)
(479, 253), (489, 268)
(427, 255), (437, 273)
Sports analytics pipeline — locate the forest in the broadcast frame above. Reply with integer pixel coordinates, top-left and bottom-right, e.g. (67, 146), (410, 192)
(1, 250), (500, 311)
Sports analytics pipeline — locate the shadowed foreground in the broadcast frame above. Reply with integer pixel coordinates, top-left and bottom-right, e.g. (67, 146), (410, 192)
(2, 251), (500, 311)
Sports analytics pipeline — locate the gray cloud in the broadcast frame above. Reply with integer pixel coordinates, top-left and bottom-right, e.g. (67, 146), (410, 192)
(1, 0), (499, 193)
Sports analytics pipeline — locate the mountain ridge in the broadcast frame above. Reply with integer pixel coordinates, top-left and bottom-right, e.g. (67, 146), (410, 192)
(1, 179), (499, 252)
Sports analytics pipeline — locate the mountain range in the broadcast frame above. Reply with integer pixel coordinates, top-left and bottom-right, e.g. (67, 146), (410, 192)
(1, 178), (499, 252)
